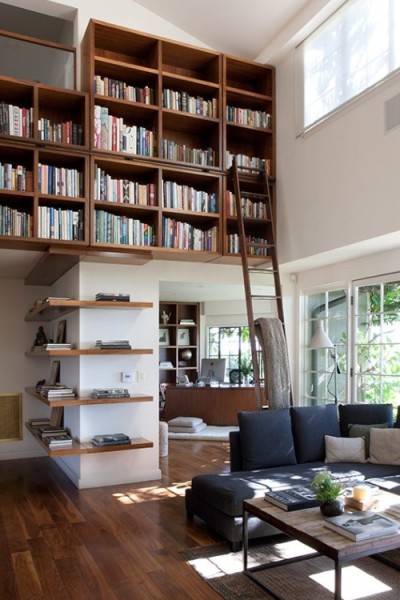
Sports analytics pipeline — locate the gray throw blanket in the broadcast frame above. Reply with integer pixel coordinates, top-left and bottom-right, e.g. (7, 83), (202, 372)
(254, 317), (291, 409)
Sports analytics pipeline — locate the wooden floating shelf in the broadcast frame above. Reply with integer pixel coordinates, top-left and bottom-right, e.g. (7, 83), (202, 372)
(26, 423), (153, 457)
(25, 299), (153, 321)
(25, 388), (152, 407)
(25, 348), (153, 357)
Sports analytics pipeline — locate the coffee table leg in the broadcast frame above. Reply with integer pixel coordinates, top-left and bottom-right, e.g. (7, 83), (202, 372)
(334, 560), (342, 600)
(243, 507), (249, 571)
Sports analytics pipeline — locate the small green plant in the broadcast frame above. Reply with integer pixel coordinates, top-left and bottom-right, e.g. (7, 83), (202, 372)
(239, 355), (253, 376)
(311, 471), (342, 502)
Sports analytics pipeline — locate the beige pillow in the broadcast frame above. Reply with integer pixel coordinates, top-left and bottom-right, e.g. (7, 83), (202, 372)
(369, 428), (400, 464)
(325, 435), (366, 463)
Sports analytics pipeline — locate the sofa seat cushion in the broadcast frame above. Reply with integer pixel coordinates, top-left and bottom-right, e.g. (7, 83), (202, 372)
(291, 404), (340, 463)
(238, 409), (296, 470)
(190, 462), (400, 518)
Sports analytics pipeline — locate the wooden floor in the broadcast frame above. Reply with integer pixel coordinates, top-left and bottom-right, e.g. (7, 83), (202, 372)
(0, 440), (231, 600)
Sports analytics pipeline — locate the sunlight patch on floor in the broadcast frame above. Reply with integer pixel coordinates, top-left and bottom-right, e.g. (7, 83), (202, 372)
(310, 565), (391, 599)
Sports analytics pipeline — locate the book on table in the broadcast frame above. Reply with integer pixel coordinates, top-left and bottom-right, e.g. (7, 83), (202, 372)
(264, 485), (319, 511)
(324, 510), (399, 541)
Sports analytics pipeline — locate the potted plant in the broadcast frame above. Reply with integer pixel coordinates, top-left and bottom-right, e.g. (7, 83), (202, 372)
(311, 471), (344, 517)
(239, 355), (253, 384)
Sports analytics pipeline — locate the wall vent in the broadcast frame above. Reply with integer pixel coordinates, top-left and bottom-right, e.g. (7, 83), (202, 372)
(385, 93), (400, 133)
(0, 394), (22, 441)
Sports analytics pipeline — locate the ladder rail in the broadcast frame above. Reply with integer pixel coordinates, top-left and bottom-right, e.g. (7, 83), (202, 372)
(231, 158), (292, 409)
(231, 159), (263, 411)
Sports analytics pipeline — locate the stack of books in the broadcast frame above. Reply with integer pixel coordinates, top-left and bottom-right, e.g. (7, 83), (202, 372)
(264, 486), (319, 511)
(179, 318), (195, 325)
(385, 503), (400, 520)
(27, 417), (50, 428)
(35, 383), (76, 400)
(91, 433), (130, 447)
(34, 343), (73, 351)
(91, 388), (130, 399)
(95, 292), (130, 302)
(95, 339), (131, 350)
(324, 510), (399, 541)
(36, 425), (73, 448)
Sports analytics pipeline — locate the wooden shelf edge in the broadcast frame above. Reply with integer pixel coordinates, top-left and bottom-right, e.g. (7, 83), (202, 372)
(25, 348), (153, 356)
(84, 438), (153, 453)
(25, 422), (85, 456)
(25, 298), (153, 321)
(25, 388), (152, 406)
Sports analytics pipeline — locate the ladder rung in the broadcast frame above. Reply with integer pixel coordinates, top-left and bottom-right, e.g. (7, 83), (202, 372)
(251, 295), (277, 300)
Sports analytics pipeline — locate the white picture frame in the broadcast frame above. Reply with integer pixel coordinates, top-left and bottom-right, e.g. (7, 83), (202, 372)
(159, 328), (170, 346)
(177, 328), (190, 346)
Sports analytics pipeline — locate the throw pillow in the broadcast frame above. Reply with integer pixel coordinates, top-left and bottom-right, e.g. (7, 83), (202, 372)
(238, 409), (297, 470)
(168, 422), (207, 433)
(369, 428), (400, 465)
(325, 435), (366, 463)
(290, 404), (340, 463)
(348, 423), (388, 457)
(167, 416), (203, 428)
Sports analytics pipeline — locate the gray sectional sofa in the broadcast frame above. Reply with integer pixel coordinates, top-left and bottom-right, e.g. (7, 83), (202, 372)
(185, 403), (400, 550)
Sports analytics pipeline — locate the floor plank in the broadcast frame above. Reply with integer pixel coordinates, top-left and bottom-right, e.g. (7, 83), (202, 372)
(0, 440), (230, 599)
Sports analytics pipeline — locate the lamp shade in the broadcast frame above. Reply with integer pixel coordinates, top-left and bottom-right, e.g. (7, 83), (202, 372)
(309, 320), (334, 349)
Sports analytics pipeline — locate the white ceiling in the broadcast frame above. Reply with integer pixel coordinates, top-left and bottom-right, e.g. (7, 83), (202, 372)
(0, 0), (338, 300)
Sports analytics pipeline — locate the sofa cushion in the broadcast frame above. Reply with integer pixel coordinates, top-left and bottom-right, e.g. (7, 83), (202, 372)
(348, 423), (388, 457)
(238, 409), (296, 470)
(290, 404), (340, 463)
(325, 435), (366, 463)
(338, 403), (393, 436)
(168, 416), (203, 427)
(369, 428), (400, 465)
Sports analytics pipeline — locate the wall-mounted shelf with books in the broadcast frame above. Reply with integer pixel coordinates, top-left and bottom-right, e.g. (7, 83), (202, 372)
(25, 387), (152, 407)
(25, 297), (153, 321)
(26, 421), (153, 457)
(25, 347), (153, 357)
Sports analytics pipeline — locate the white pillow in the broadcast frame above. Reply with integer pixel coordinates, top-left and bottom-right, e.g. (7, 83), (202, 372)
(167, 416), (203, 427)
(325, 435), (366, 463)
(369, 428), (400, 464)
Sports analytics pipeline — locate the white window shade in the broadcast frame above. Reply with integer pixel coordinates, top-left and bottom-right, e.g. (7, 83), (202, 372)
(296, 0), (400, 132)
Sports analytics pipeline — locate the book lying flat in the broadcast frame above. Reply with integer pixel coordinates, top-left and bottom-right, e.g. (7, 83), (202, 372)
(324, 510), (399, 541)
(91, 433), (130, 446)
(264, 486), (319, 511)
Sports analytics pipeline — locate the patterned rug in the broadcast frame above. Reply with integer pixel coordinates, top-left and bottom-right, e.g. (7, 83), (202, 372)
(182, 536), (400, 599)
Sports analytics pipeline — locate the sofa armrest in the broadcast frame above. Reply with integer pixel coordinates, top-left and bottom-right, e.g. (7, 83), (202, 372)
(229, 430), (243, 471)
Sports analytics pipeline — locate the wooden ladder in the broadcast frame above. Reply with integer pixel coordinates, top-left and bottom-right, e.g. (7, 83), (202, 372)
(230, 157), (287, 410)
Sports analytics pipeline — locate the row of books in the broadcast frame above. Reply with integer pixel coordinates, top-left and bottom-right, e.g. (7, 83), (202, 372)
(162, 217), (218, 251)
(38, 207), (84, 241)
(161, 139), (215, 166)
(38, 119), (84, 146)
(93, 105), (155, 156)
(226, 152), (271, 175)
(226, 106), (271, 129)
(162, 89), (218, 118)
(162, 181), (217, 213)
(94, 167), (156, 206)
(94, 210), (155, 246)
(227, 233), (270, 256)
(95, 339), (131, 349)
(34, 343), (73, 351)
(91, 388), (130, 399)
(93, 76), (154, 105)
(0, 163), (33, 192)
(37, 164), (84, 197)
(0, 102), (34, 138)
(225, 191), (267, 219)
(0, 206), (32, 237)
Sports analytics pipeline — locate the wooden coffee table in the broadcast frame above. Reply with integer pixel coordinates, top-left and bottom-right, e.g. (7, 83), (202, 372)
(243, 496), (400, 600)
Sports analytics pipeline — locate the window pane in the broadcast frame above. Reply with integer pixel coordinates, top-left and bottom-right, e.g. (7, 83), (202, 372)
(301, 0), (400, 129)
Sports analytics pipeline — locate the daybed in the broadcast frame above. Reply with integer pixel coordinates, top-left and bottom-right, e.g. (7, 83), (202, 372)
(185, 403), (400, 550)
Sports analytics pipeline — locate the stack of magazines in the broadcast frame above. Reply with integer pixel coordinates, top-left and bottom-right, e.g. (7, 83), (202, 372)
(95, 339), (131, 349)
(36, 425), (73, 448)
(35, 383), (76, 400)
(91, 433), (130, 447)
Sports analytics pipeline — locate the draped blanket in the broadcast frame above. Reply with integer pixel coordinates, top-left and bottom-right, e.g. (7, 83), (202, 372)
(254, 317), (291, 409)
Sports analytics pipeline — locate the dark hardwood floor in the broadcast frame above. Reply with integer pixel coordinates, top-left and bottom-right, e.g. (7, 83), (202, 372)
(0, 440), (231, 599)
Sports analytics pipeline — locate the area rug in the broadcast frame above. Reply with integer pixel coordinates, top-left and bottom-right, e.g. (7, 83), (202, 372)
(182, 536), (400, 599)
(168, 425), (239, 441)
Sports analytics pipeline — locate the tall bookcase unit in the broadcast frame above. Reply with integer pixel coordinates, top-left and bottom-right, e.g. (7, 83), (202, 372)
(0, 76), (89, 250)
(81, 19), (275, 265)
(222, 56), (275, 265)
(159, 301), (199, 385)
(24, 298), (154, 457)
